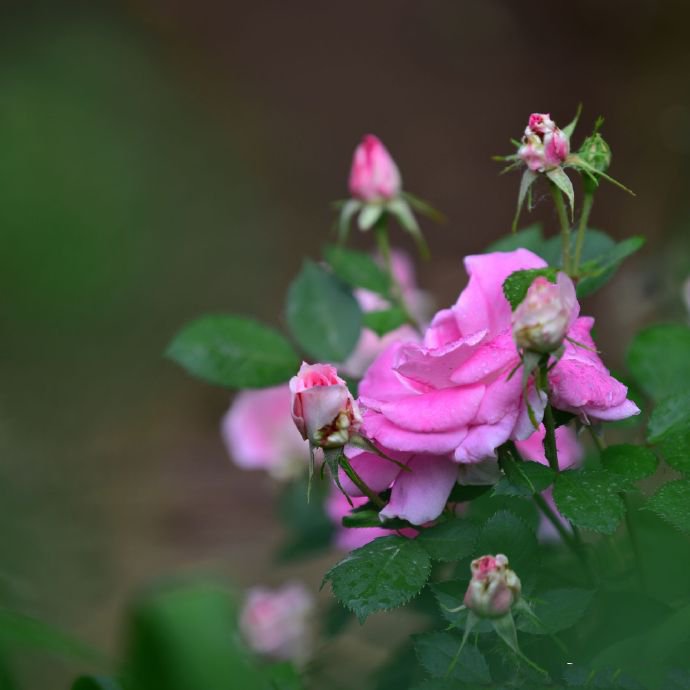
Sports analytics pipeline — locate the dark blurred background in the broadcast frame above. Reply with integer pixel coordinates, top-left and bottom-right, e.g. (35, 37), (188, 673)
(1, 0), (690, 685)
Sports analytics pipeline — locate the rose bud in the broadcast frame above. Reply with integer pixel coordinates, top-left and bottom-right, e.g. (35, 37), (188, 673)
(512, 272), (579, 354)
(518, 133), (546, 172)
(543, 127), (570, 168)
(290, 362), (362, 448)
(463, 554), (521, 618)
(527, 113), (556, 136)
(349, 134), (402, 203)
(579, 131), (612, 173)
(239, 583), (315, 663)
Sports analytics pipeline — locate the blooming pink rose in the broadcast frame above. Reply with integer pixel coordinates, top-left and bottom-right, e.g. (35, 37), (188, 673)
(239, 583), (315, 663)
(463, 554), (521, 618)
(544, 127), (570, 167)
(349, 134), (402, 202)
(222, 386), (309, 480)
(527, 113), (556, 136)
(512, 272), (578, 353)
(290, 363), (362, 447)
(353, 249), (638, 523)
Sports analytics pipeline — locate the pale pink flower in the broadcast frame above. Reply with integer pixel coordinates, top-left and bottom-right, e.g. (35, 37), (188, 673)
(222, 385), (309, 480)
(512, 272), (578, 353)
(463, 554), (521, 618)
(518, 134), (546, 172)
(290, 363), (361, 447)
(519, 113), (569, 172)
(239, 583), (315, 663)
(349, 134), (402, 202)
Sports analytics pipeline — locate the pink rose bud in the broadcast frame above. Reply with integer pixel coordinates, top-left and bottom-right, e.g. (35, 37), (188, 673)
(349, 134), (402, 202)
(527, 113), (556, 136)
(512, 272), (579, 354)
(239, 583), (315, 663)
(543, 127), (570, 168)
(290, 362), (362, 448)
(463, 554), (521, 618)
(518, 133), (546, 172)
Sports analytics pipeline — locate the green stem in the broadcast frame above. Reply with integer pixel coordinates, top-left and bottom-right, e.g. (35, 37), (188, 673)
(375, 218), (421, 333)
(573, 189), (594, 276)
(538, 363), (560, 473)
(340, 456), (385, 509)
(549, 182), (572, 274)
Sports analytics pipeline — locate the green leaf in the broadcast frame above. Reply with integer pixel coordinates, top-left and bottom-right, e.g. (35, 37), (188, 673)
(553, 469), (629, 534)
(648, 391), (690, 443)
(324, 245), (391, 296)
(493, 460), (556, 498)
(576, 236), (645, 299)
(322, 536), (431, 623)
(485, 224), (544, 254)
(512, 169), (538, 232)
(644, 480), (690, 533)
(337, 199), (361, 242)
(546, 167), (575, 219)
(265, 662), (304, 690)
(657, 423), (690, 475)
(502, 268), (558, 310)
(387, 198), (429, 259)
(125, 583), (266, 690)
(516, 588), (594, 634)
(476, 511), (538, 577)
(627, 324), (690, 401)
(0, 609), (108, 666)
(71, 678), (122, 690)
(167, 315), (299, 389)
(363, 307), (407, 336)
(286, 260), (362, 362)
(358, 203), (384, 231)
(562, 104), (582, 139)
(601, 444), (658, 482)
(413, 632), (491, 684)
(417, 519), (480, 562)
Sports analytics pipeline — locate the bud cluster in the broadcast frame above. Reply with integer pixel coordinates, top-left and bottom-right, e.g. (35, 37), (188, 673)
(518, 113), (570, 173)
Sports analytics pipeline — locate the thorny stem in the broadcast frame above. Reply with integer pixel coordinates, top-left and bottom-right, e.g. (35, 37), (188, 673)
(573, 188), (595, 276)
(549, 182), (572, 275)
(375, 217), (422, 333)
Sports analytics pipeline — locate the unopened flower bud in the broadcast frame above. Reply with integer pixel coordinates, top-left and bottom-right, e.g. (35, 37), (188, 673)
(290, 362), (362, 448)
(527, 113), (556, 136)
(578, 132), (612, 173)
(543, 128), (570, 168)
(512, 272), (579, 354)
(518, 133), (546, 172)
(349, 134), (402, 202)
(464, 554), (521, 618)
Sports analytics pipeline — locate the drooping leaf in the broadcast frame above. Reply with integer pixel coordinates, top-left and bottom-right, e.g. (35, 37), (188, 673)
(337, 199), (362, 242)
(416, 519), (480, 563)
(644, 480), (690, 533)
(166, 315), (300, 389)
(413, 632), (491, 684)
(516, 588), (594, 634)
(358, 203), (384, 231)
(553, 469), (629, 534)
(322, 536), (431, 622)
(286, 260), (362, 362)
(627, 324), (690, 401)
(513, 169), (538, 232)
(363, 307), (408, 336)
(546, 167), (575, 220)
(601, 444), (658, 482)
(324, 245), (391, 296)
